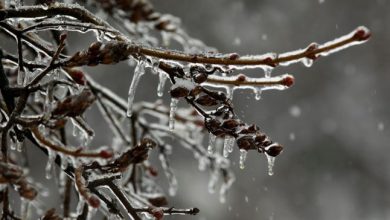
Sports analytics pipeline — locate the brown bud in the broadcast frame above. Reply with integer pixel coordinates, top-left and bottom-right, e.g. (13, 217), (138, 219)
(189, 86), (203, 97)
(195, 95), (218, 106)
(237, 136), (255, 150)
(193, 72), (208, 83)
(222, 119), (240, 129)
(170, 87), (190, 98)
(266, 144), (283, 157)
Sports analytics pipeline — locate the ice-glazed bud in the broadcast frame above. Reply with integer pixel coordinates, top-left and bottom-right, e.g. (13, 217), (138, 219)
(281, 74), (295, 87)
(67, 68), (86, 85)
(205, 118), (223, 136)
(222, 119), (240, 129)
(305, 43), (319, 60)
(88, 41), (103, 54)
(88, 195), (101, 208)
(265, 143), (283, 157)
(248, 124), (260, 132)
(236, 73), (246, 82)
(193, 72), (208, 83)
(151, 208), (164, 220)
(255, 133), (266, 143)
(195, 95), (218, 106)
(148, 166), (159, 177)
(264, 57), (276, 67)
(189, 86), (203, 97)
(52, 89), (96, 117)
(229, 53), (240, 60)
(237, 135), (255, 150)
(353, 26), (371, 41)
(148, 196), (168, 207)
(99, 150), (113, 159)
(170, 86), (190, 98)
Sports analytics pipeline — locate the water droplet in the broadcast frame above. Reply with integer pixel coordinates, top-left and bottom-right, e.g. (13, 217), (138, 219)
(157, 72), (168, 97)
(239, 149), (248, 169)
(127, 60), (145, 117)
(207, 134), (217, 154)
(265, 153), (275, 176)
(45, 150), (56, 179)
(169, 98), (179, 131)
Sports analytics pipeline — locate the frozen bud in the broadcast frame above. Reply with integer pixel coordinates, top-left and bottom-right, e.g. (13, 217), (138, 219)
(205, 118), (223, 136)
(67, 68), (86, 85)
(248, 124), (260, 132)
(88, 195), (101, 208)
(52, 89), (96, 117)
(222, 119), (240, 129)
(88, 41), (102, 54)
(151, 208), (164, 220)
(281, 75), (295, 87)
(189, 86), (203, 96)
(305, 43), (319, 60)
(99, 150), (113, 159)
(195, 95), (218, 106)
(265, 144), (283, 157)
(236, 74), (246, 82)
(229, 53), (240, 60)
(255, 133), (266, 143)
(193, 72), (208, 83)
(148, 166), (159, 177)
(353, 26), (371, 41)
(18, 182), (38, 200)
(261, 140), (272, 147)
(237, 136), (255, 150)
(148, 197), (168, 207)
(264, 57), (276, 67)
(170, 87), (190, 98)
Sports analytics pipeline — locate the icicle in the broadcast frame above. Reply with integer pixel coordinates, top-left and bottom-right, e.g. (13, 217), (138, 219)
(208, 169), (219, 194)
(20, 198), (31, 220)
(157, 72), (168, 97)
(45, 150), (56, 179)
(254, 88), (262, 100)
(219, 172), (235, 203)
(17, 69), (25, 86)
(73, 117), (95, 146)
(198, 157), (207, 171)
(239, 149), (248, 169)
(16, 139), (23, 152)
(159, 154), (178, 196)
(263, 66), (273, 78)
(168, 177), (178, 196)
(207, 133), (216, 154)
(127, 60), (145, 117)
(223, 136), (235, 157)
(87, 206), (98, 220)
(76, 199), (86, 216)
(265, 153), (276, 176)
(226, 86), (234, 100)
(168, 98), (179, 131)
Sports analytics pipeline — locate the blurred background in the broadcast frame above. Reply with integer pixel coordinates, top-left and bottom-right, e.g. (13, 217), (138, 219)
(145, 0), (389, 220)
(3, 0), (388, 219)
